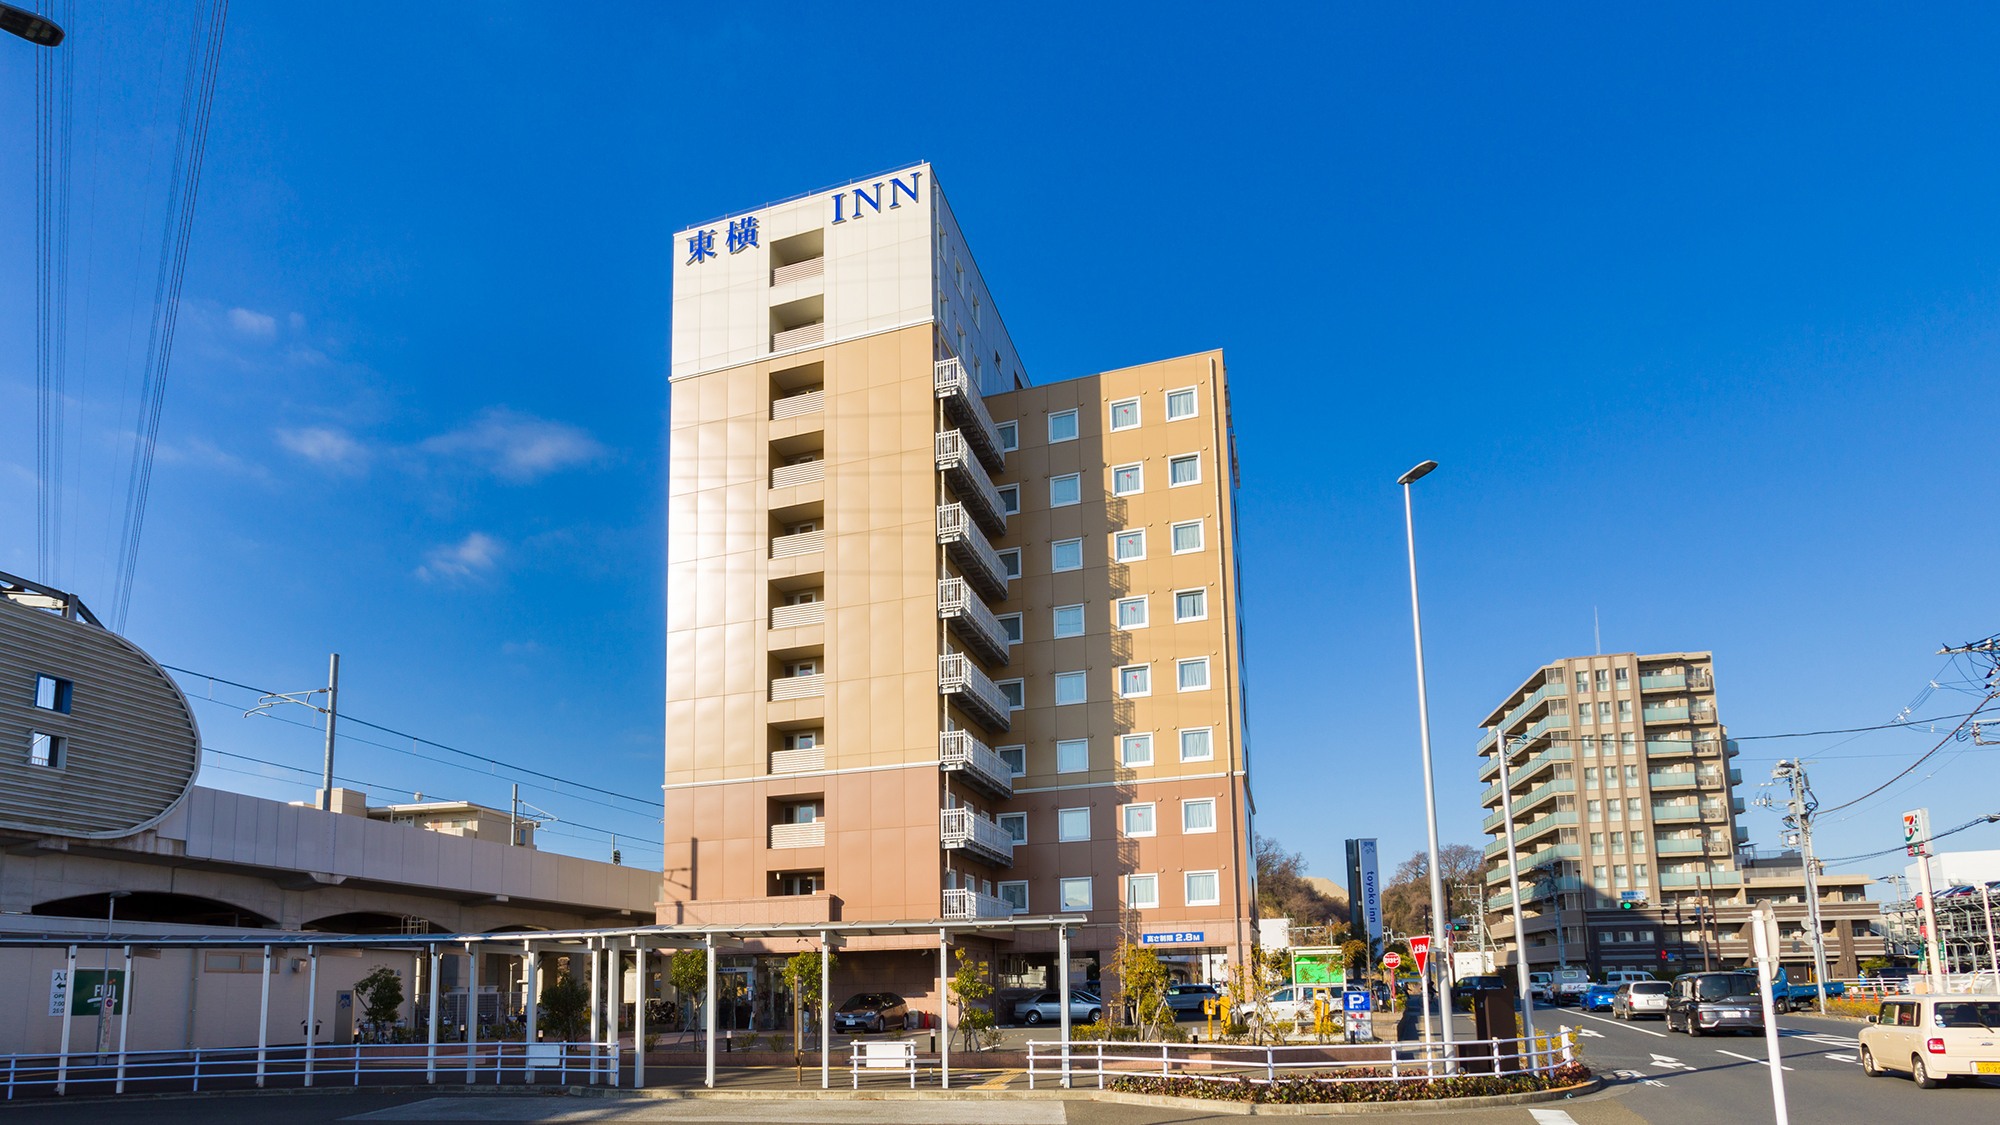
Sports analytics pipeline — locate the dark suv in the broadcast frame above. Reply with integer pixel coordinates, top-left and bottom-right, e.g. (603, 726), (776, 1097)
(1665, 971), (1763, 1036)
(1164, 983), (1222, 1020)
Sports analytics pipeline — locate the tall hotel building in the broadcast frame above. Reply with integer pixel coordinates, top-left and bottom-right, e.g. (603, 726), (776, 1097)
(663, 164), (1254, 1010)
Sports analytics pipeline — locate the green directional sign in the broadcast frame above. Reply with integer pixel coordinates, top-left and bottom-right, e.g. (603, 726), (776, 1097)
(69, 969), (126, 1016)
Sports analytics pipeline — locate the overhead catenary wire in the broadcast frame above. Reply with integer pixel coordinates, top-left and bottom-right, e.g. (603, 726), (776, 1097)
(1817, 813), (2000, 867)
(36, 0), (75, 586)
(1813, 692), (2000, 818)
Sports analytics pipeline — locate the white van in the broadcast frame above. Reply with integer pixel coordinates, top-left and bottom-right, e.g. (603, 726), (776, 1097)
(1605, 970), (1656, 987)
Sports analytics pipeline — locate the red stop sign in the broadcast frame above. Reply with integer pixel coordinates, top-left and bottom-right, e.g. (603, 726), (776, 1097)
(1382, 952), (1402, 970)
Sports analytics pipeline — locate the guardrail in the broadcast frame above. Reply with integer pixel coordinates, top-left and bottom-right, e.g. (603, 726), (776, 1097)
(1, 1040), (620, 1099)
(1025, 1029), (1575, 1089)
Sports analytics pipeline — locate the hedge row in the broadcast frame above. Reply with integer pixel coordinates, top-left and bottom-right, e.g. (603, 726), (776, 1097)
(1107, 1061), (1593, 1104)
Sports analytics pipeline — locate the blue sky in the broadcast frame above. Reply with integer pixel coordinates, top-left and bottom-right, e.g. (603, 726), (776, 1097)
(2, 3), (1996, 890)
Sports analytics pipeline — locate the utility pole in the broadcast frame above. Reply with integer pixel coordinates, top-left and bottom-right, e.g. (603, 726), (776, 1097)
(245, 654), (342, 810)
(1771, 759), (1832, 1012)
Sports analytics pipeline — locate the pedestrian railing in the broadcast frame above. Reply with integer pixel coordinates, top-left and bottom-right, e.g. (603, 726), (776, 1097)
(1, 1040), (621, 1099)
(1025, 1028), (1576, 1090)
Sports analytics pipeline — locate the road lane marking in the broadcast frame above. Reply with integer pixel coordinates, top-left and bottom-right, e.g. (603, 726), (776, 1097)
(1643, 1078), (1668, 1086)
(1789, 1032), (1857, 1046)
(1823, 1053), (1857, 1063)
(1648, 1053), (1695, 1070)
(1717, 1048), (1794, 1070)
(1575, 1011), (1667, 1038)
(1529, 1111), (1580, 1124)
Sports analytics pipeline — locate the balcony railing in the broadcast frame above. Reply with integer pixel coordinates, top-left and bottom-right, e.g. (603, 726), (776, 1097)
(940, 728), (1014, 799)
(937, 504), (1006, 599)
(769, 747), (825, 774)
(771, 529), (824, 560)
(771, 256), (824, 286)
(770, 601), (826, 630)
(1485, 843), (1578, 884)
(772, 322), (824, 352)
(1657, 837), (1705, 854)
(939, 651), (1011, 733)
(1480, 746), (1574, 802)
(936, 429), (1005, 535)
(1643, 704), (1690, 724)
(1653, 803), (1700, 822)
(1661, 870), (1742, 888)
(1640, 672), (1686, 692)
(1649, 769), (1698, 790)
(934, 357), (1003, 471)
(770, 673), (825, 703)
(938, 578), (1009, 665)
(940, 807), (1015, 868)
(770, 459), (825, 489)
(1481, 779), (1574, 832)
(1477, 679), (1573, 751)
(771, 388), (824, 421)
(1646, 739), (1697, 758)
(769, 821), (826, 849)
(942, 886), (1014, 920)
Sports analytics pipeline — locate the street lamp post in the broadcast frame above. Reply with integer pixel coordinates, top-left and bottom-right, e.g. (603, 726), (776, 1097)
(1398, 459), (1455, 1066)
(1491, 733), (1538, 1048)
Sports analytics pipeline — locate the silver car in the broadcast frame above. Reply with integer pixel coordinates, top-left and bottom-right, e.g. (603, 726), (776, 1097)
(1010, 990), (1103, 1025)
(1613, 980), (1670, 1020)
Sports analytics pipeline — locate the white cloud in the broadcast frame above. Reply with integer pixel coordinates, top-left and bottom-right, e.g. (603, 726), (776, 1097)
(421, 408), (607, 483)
(275, 426), (370, 471)
(228, 307), (278, 339)
(415, 532), (503, 583)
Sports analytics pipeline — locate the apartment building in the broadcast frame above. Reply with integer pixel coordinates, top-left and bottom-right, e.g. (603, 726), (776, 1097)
(663, 165), (1254, 1018)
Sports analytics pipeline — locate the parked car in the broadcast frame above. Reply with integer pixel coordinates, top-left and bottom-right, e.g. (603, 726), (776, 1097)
(1604, 969), (1656, 987)
(1552, 967), (1591, 1005)
(831, 992), (908, 1034)
(1665, 972), (1763, 1036)
(1261, 984), (1339, 1024)
(1453, 974), (1509, 1011)
(1614, 980), (1671, 1020)
(1164, 983), (1223, 1020)
(1581, 983), (1620, 1012)
(1859, 994), (2000, 1088)
(1011, 989), (1103, 1026)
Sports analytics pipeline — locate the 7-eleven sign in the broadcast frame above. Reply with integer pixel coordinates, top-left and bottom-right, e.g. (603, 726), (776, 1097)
(1409, 934), (1432, 975)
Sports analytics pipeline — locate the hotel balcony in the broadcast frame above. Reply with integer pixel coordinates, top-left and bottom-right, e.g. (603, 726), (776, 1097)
(934, 357), (1003, 472)
(769, 821), (826, 849)
(771, 528), (824, 561)
(939, 578), (1009, 665)
(942, 886), (1014, 921)
(940, 728), (1014, 799)
(770, 387), (824, 421)
(769, 746), (825, 774)
(939, 651), (1011, 734)
(936, 429), (1005, 535)
(772, 322), (824, 352)
(770, 601), (826, 630)
(940, 807), (1015, 868)
(771, 256), (824, 286)
(770, 673), (825, 703)
(937, 504), (1007, 599)
(770, 459), (825, 490)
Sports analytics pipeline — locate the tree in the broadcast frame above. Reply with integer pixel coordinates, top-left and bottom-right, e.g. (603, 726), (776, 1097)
(669, 949), (708, 1031)
(781, 948), (836, 1049)
(1380, 844), (1483, 938)
(354, 966), (405, 1042)
(1110, 942), (1177, 1040)
(1255, 833), (1348, 927)
(947, 948), (998, 1050)
(538, 960), (590, 1041)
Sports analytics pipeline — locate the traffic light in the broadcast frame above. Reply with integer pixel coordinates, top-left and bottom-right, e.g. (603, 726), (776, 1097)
(1620, 900), (1636, 911)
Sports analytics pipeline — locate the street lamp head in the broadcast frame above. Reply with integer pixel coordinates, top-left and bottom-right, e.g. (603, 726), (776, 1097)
(1397, 460), (1439, 487)
(0, 3), (66, 46)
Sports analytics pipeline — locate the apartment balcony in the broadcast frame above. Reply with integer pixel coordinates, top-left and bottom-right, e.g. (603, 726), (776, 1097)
(1733, 826), (1750, 843)
(771, 528), (824, 561)
(769, 821), (826, 849)
(940, 807), (1014, 867)
(1661, 870), (1743, 889)
(939, 651), (1011, 733)
(1649, 769), (1698, 790)
(1476, 679), (1571, 752)
(1727, 768), (1743, 786)
(770, 601), (826, 630)
(770, 459), (825, 490)
(1646, 739), (1698, 759)
(933, 357), (1003, 472)
(1653, 803), (1701, 823)
(769, 747), (825, 774)
(1514, 809), (1577, 846)
(938, 578), (1009, 665)
(1643, 704), (1690, 724)
(937, 504), (1007, 599)
(1730, 796), (1746, 815)
(770, 387), (824, 422)
(936, 429), (1006, 535)
(1482, 779), (1574, 831)
(770, 673), (825, 703)
(771, 256), (824, 286)
(942, 886), (1014, 921)
(1657, 837), (1706, 855)
(1480, 747), (1573, 803)
(1486, 843), (1578, 884)
(1640, 672), (1686, 692)
(773, 322), (824, 352)
(940, 728), (1014, 799)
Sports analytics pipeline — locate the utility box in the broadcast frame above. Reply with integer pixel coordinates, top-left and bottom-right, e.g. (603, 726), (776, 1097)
(1466, 987), (1521, 1073)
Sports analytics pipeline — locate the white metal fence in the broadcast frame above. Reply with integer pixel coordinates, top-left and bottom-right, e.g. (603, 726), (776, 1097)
(3, 1040), (621, 1099)
(1025, 1029), (1577, 1090)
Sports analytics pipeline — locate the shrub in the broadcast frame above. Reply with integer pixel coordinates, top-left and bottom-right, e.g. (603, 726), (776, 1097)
(1108, 1061), (1592, 1104)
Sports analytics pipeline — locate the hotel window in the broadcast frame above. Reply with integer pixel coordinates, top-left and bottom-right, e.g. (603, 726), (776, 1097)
(1114, 529), (1146, 562)
(1183, 798), (1217, 833)
(1126, 873), (1159, 909)
(1112, 464), (1143, 496)
(1059, 877), (1093, 911)
(1109, 398), (1141, 431)
(1180, 727), (1214, 762)
(1168, 454), (1201, 487)
(1123, 803), (1156, 836)
(1058, 807), (1090, 842)
(1575, 671), (1589, 693)
(1634, 863), (1650, 884)
(1615, 667), (1630, 687)
(1589, 831), (1604, 851)
(29, 732), (62, 769)
(998, 483), (1021, 515)
(1118, 664), (1151, 698)
(1185, 870), (1220, 906)
(1171, 519), (1204, 553)
(1630, 830), (1646, 848)
(34, 675), (73, 713)
(1056, 738), (1089, 773)
(1596, 670), (1610, 691)
(1593, 865), (1607, 882)
(1584, 767), (1598, 786)
(998, 613), (1023, 645)
(1120, 733), (1153, 766)
(1587, 800), (1602, 816)
(1598, 701), (1613, 721)
(997, 745), (1026, 776)
(1052, 604), (1085, 638)
(1048, 409), (1078, 444)
(1115, 596), (1149, 629)
(1050, 473), (1081, 507)
(998, 881), (1028, 913)
(1623, 764), (1639, 784)
(998, 678), (1025, 711)
(996, 420), (1019, 452)
(1610, 831), (1624, 850)
(998, 812), (1028, 844)
(1177, 657), (1211, 692)
(1626, 797), (1642, 815)
(1174, 588), (1208, 622)
(1051, 538), (1083, 572)
(1620, 732), (1636, 754)
(998, 547), (1022, 579)
(1617, 699), (1633, 720)
(1055, 671), (1087, 705)
(1613, 865), (1628, 885)
(1166, 387), (1198, 420)
(1581, 735), (1597, 756)
(1578, 705), (1593, 725)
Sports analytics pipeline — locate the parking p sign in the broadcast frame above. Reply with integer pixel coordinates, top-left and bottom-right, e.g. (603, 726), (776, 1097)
(1344, 990), (1372, 1014)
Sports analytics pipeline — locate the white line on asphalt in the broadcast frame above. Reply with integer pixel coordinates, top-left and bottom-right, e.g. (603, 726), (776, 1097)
(1824, 1053), (1858, 1063)
(1716, 1049), (1795, 1071)
(344, 1100), (1068, 1123)
(1529, 1111), (1581, 1124)
(1575, 1011), (1667, 1038)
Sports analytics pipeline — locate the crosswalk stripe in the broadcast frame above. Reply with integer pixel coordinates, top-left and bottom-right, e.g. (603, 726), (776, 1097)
(1529, 1110), (1580, 1124)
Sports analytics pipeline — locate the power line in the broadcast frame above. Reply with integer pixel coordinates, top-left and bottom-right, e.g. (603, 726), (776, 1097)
(1818, 814), (2000, 867)
(1815, 693), (2000, 817)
